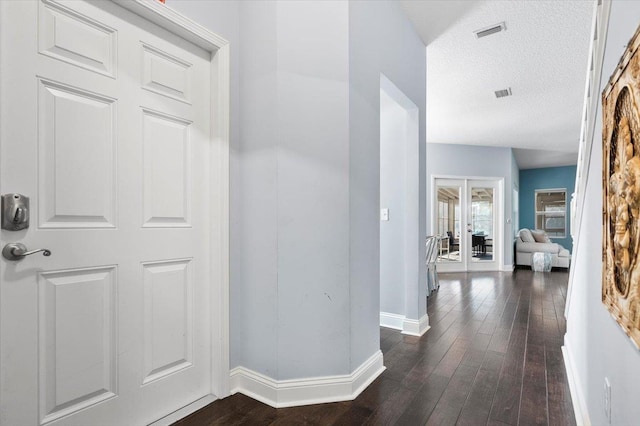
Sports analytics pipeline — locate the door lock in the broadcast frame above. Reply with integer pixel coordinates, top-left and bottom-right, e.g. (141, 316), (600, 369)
(1, 193), (29, 231)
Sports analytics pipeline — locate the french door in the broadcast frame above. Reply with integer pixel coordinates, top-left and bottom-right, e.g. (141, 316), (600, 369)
(434, 178), (502, 272)
(0, 1), (223, 424)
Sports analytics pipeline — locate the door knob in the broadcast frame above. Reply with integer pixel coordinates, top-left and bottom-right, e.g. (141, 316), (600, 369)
(2, 243), (51, 261)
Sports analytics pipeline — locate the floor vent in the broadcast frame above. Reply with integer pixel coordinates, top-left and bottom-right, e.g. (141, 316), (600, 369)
(495, 88), (512, 98)
(475, 22), (506, 39)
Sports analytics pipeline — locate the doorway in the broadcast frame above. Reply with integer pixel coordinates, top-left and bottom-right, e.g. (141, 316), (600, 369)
(434, 178), (503, 272)
(379, 75), (421, 332)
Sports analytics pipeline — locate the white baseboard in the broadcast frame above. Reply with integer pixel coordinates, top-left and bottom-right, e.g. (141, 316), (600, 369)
(150, 394), (217, 426)
(402, 313), (430, 336)
(230, 350), (385, 408)
(562, 343), (591, 426)
(380, 312), (430, 336)
(501, 263), (515, 272)
(380, 312), (404, 330)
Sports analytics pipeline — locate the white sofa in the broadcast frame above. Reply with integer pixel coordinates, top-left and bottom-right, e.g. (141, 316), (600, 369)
(515, 229), (571, 269)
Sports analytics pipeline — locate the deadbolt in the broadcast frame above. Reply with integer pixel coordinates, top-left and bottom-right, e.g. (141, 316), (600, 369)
(1, 193), (29, 231)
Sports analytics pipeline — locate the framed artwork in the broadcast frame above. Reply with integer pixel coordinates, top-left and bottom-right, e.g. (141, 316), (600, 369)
(602, 25), (640, 348)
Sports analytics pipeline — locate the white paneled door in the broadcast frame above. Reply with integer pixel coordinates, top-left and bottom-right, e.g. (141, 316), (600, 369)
(0, 1), (223, 424)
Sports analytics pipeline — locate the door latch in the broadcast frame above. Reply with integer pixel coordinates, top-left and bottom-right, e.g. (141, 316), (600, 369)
(1, 193), (29, 231)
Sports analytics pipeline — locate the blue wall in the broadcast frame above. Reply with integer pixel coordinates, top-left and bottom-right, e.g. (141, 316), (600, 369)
(519, 165), (576, 250)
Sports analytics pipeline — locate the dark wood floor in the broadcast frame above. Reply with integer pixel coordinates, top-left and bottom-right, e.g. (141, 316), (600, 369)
(174, 270), (575, 426)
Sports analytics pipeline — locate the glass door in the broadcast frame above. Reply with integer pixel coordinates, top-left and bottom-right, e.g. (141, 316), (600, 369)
(435, 179), (464, 271)
(434, 178), (501, 272)
(467, 180), (500, 271)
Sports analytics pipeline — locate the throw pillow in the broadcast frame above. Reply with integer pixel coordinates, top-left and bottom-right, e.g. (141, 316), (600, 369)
(519, 229), (535, 243)
(531, 230), (551, 243)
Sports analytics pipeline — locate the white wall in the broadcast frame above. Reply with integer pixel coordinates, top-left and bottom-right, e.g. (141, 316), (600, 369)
(426, 143), (516, 268)
(565, 2), (640, 425)
(379, 89), (408, 316)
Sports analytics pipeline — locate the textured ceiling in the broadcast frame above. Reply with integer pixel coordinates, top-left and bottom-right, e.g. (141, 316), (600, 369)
(399, 0), (594, 169)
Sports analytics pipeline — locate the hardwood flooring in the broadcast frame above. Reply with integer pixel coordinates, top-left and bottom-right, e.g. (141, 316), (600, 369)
(173, 270), (575, 426)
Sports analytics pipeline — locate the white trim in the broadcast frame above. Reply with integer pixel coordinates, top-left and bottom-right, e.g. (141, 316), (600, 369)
(230, 351), (385, 408)
(150, 395), (217, 426)
(380, 312), (405, 330)
(113, 0), (231, 399)
(562, 344), (591, 426)
(402, 313), (430, 337)
(566, 0), (611, 318)
(501, 264), (515, 272)
(113, 0), (228, 51)
(380, 312), (430, 336)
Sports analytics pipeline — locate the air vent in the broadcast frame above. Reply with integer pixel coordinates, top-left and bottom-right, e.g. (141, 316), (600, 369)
(495, 88), (512, 98)
(474, 22), (506, 39)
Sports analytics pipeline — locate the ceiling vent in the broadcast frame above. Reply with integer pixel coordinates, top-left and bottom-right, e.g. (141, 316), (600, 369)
(474, 22), (506, 39)
(495, 88), (512, 98)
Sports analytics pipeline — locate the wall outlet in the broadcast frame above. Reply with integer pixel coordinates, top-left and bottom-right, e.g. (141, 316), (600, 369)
(604, 377), (611, 423)
(380, 208), (389, 222)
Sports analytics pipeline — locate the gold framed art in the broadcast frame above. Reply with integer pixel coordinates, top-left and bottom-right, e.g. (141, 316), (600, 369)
(602, 25), (640, 348)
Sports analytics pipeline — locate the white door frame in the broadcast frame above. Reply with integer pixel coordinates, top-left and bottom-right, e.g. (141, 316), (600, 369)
(114, 0), (231, 401)
(431, 175), (504, 272)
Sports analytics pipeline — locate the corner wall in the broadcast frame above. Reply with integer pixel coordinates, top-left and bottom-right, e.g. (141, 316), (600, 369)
(565, 2), (640, 425)
(169, 0), (427, 402)
(349, 0), (428, 367)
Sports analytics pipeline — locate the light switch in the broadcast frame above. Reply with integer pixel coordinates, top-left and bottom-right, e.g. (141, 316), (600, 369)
(381, 208), (389, 221)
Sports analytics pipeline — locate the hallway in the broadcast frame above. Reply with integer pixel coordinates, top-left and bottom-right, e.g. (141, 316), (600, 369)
(175, 271), (575, 425)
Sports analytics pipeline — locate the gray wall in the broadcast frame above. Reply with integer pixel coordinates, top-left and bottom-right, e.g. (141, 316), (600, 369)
(349, 0), (427, 369)
(379, 89), (408, 316)
(274, 1), (351, 380)
(380, 90), (409, 315)
(565, 2), (640, 425)
(426, 143), (516, 268)
(170, 0), (426, 380)
(235, 0), (352, 380)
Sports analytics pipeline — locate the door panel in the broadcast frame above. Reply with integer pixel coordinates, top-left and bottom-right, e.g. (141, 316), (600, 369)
(435, 179), (464, 272)
(467, 181), (499, 271)
(1, 1), (215, 424)
(38, 0), (117, 78)
(38, 78), (117, 228)
(38, 267), (118, 424)
(142, 259), (193, 385)
(467, 180), (500, 271)
(142, 109), (192, 227)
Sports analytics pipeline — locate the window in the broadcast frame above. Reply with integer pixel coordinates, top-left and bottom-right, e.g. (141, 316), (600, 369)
(437, 187), (461, 238)
(535, 189), (567, 238)
(437, 200), (448, 236)
(472, 200), (493, 237)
